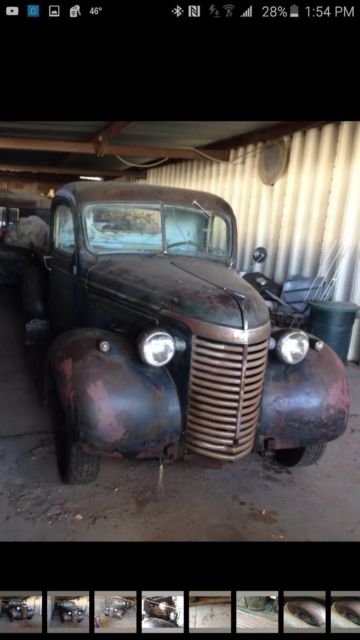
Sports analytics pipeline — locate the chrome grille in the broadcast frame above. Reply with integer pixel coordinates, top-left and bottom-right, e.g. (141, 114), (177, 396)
(186, 336), (268, 461)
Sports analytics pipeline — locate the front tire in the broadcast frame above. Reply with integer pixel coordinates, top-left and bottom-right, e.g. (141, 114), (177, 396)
(49, 382), (100, 484)
(273, 442), (327, 467)
(61, 439), (100, 485)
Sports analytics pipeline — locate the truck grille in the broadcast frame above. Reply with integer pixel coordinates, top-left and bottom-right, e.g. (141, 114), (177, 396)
(186, 336), (268, 461)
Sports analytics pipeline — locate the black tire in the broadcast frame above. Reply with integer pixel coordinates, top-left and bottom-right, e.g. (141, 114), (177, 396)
(61, 439), (100, 485)
(273, 442), (327, 467)
(49, 382), (100, 484)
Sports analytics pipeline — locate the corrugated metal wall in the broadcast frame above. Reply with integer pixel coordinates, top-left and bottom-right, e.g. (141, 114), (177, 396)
(143, 121), (360, 361)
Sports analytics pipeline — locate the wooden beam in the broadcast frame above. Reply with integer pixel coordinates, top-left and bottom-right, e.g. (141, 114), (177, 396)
(58, 121), (133, 167)
(0, 136), (229, 161)
(0, 137), (95, 154)
(204, 121), (336, 150)
(0, 163), (146, 178)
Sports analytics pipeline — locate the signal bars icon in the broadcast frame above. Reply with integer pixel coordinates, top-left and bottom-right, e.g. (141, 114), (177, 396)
(240, 5), (252, 17)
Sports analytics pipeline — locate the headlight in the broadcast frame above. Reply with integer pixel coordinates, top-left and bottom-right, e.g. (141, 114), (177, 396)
(138, 330), (175, 367)
(276, 330), (309, 364)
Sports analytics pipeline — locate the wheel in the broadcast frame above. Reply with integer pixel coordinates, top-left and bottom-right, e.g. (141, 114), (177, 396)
(61, 439), (100, 485)
(49, 383), (100, 484)
(273, 442), (327, 467)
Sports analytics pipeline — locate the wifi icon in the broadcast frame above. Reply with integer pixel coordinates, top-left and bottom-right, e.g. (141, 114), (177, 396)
(223, 3), (235, 16)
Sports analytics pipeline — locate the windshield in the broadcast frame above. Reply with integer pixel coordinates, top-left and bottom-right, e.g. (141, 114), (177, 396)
(83, 203), (231, 260)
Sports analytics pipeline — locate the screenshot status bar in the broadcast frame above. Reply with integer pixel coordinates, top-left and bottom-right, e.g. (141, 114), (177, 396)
(0, 2), (357, 22)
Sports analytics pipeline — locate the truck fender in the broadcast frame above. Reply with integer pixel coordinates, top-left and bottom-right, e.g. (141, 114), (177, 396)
(257, 343), (350, 449)
(46, 327), (182, 459)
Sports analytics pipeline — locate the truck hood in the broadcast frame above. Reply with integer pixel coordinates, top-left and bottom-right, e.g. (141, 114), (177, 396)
(87, 255), (269, 329)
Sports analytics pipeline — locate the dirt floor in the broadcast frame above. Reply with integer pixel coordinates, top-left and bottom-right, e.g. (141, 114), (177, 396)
(0, 614), (42, 633)
(1, 286), (360, 541)
(95, 608), (137, 633)
(48, 609), (89, 633)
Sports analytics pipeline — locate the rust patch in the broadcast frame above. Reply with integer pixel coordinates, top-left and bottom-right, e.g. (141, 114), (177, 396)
(58, 357), (75, 411)
(87, 380), (126, 441)
(326, 378), (351, 414)
(136, 442), (171, 459)
(79, 443), (123, 458)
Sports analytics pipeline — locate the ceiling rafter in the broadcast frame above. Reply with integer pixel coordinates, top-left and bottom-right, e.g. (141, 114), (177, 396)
(57, 121), (133, 167)
(0, 136), (230, 161)
(0, 163), (146, 179)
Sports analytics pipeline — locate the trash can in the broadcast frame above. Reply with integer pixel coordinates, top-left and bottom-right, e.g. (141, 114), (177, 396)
(309, 301), (359, 363)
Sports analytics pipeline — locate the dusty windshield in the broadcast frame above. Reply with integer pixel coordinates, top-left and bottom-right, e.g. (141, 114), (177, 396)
(83, 203), (230, 260)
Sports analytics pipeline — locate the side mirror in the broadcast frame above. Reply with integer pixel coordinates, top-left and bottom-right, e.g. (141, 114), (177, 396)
(253, 246), (267, 264)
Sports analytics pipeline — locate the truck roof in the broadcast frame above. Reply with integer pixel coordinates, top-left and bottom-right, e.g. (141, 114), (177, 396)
(53, 182), (235, 218)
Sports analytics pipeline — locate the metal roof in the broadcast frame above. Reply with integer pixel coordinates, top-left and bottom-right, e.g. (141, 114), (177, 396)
(0, 121), (281, 179)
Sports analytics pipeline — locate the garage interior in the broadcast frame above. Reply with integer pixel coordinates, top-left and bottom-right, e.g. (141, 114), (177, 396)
(0, 121), (360, 542)
(0, 592), (42, 633)
(94, 592), (137, 633)
(47, 593), (89, 633)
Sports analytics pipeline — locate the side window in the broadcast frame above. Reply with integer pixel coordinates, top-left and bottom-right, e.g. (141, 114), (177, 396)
(53, 205), (75, 253)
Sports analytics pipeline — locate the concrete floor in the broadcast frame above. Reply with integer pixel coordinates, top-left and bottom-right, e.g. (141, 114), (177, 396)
(189, 604), (231, 632)
(1, 286), (360, 541)
(0, 614), (42, 633)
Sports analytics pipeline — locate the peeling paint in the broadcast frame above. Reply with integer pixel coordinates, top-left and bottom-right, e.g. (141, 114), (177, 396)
(58, 357), (75, 412)
(87, 380), (126, 441)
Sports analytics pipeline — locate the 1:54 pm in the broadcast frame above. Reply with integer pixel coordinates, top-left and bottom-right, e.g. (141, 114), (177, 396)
(305, 5), (355, 17)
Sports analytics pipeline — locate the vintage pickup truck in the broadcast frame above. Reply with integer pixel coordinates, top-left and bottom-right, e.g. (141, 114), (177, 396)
(56, 600), (85, 623)
(21, 182), (350, 483)
(6, 599), (34, 621)
(104, 597), (133, 618)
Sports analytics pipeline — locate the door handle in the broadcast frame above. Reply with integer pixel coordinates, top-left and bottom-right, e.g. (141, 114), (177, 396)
(43, 255), (53, 271)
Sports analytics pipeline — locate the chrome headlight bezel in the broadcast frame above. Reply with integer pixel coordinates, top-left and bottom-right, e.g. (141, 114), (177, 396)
(276, 330), (310, 365)
(138, 330), (176, 367)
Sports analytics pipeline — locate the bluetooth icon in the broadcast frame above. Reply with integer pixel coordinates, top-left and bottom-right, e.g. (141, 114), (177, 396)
(172, 5), (184, 16)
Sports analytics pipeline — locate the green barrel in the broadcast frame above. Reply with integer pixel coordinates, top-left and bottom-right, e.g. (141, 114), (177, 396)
(309, 301), (359, 362)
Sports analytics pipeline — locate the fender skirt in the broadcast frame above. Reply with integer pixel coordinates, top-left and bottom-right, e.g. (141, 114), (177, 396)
(257, 344), (351, 449)
(47, 328), (182, 459)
